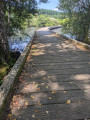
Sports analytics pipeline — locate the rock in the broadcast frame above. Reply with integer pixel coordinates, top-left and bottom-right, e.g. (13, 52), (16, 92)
(10, 51), (21, 60)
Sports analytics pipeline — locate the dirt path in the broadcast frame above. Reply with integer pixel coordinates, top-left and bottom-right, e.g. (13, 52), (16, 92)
(5, 27), (90, 120)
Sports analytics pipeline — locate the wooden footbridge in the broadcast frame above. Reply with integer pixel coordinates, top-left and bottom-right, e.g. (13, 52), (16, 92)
(6, 27), (90, 120)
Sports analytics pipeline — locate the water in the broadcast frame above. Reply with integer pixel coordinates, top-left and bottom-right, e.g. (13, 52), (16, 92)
(52, 28), (76, 40)
(9, 27), (36, 53)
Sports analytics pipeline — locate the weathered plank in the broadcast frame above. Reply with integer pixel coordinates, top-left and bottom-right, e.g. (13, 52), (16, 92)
(16, 81), (90, 94)
(10, 101), (90, 120)
(24, 68), (90, 76)
(14, 90), (90, 106)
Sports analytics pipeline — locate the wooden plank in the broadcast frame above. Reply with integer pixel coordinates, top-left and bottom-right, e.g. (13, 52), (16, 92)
(15, 90), (90, 106)
(17, 81), (90, 93)
(11, 101), (90, 120)
(30, 56), (90, 61)
(25, 64), (90, 70)
(25, 68), (90, 75)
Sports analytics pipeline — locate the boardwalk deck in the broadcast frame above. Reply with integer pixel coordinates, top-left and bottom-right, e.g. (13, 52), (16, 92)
(5, 27), (90, 120)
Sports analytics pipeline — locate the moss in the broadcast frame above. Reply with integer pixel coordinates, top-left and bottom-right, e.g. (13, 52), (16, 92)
(84, 45), (90, 50)
(7, 57), (16, 67)
(84, 40), (90, 45)
(0, 64), (9, 85)
(0, 56), (18, 85)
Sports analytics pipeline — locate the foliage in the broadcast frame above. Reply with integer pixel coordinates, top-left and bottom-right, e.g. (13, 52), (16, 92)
(39, 0), (48, 3)
(30, 14), (60, 27)
(37, 9), (62, 19)
(4, 0), (37, 36)
(58, 0), (90, 42)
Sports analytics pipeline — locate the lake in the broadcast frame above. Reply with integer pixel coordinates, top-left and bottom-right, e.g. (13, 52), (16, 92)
(9, 27), (36, 53)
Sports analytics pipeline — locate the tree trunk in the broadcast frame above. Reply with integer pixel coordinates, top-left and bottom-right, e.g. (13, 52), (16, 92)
(0, 0), (10, 63)
(8, 0), (11, 36)
(88, 25), (90, 42)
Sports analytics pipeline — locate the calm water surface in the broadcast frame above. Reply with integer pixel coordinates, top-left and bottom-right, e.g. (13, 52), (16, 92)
(9, 27), (36, 53)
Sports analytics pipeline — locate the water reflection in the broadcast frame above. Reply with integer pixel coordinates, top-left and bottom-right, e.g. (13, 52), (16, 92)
(9, 27), (36, 53)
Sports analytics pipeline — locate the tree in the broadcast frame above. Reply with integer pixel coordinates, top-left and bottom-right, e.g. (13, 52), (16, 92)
(39, 0), (48, 3)
(58, 0), (90, 42)
(4, 0), (37, 35)
(37, 9), (61, 19)
(0, 0), (10, 63)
